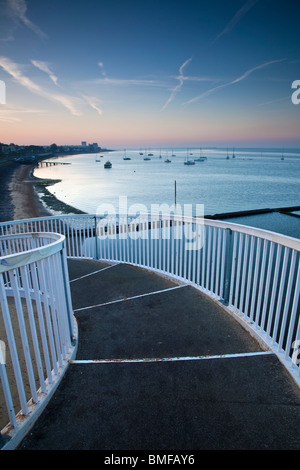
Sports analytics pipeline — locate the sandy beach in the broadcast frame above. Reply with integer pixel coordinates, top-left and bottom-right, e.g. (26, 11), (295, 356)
(8, 162), (52, 221)
(0, 157), (86, 224)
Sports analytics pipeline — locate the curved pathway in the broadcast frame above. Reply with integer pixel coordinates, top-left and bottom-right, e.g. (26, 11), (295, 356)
(18, 259), (300, 450)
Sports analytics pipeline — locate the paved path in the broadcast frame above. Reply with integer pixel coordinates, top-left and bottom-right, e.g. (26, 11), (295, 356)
(18, 259), (300, 450)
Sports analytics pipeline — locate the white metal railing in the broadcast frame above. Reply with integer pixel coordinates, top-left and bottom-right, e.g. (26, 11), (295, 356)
(0, 213), (299, 444)
(0, 232), (76, 450)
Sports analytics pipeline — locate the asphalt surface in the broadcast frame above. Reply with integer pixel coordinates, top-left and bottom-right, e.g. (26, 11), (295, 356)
(17, 259), (300, 450)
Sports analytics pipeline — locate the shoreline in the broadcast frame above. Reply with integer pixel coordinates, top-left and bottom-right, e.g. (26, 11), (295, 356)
(9, 162), (54, 221)
(1, 152), (299, 237)
(1, 153), (90, 223)
(0, 161), (19, 223)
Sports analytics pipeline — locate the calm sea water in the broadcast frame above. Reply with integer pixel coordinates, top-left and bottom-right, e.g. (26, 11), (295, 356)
(34, 147), (300, 237)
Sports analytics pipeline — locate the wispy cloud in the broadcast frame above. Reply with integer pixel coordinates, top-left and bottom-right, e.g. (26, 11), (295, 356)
(184, 59), (285, 105)
(87, 77), (166, 87)
(31, 60), (58, 85)
(81, 95), (103, 115)
(160, 57), (192, 111)
(0, 113), (21, 123)
(212, 0), (259, 44)
(0, 56), (81, 115)
(77, 62), (168, 92)
(7, 0), (47, 39)
(98, 62), (107, 78)
(0, 105), (44, 122)
(84, 61), (164, 88)
(258, 95), (290, 107)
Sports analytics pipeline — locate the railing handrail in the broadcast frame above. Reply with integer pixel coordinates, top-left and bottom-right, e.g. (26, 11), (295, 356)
(0, 232), (65, 273)
(203, 218), (300, 250)
(0, 230), (77, 450)
(0, 213), (299, 449)
(0, 213), (299, 395)
(1, 213), (299, 251)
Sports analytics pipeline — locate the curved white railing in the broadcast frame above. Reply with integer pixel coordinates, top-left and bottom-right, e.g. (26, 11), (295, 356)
(0, 232), (77, 450)
(0, 213), (299, 448)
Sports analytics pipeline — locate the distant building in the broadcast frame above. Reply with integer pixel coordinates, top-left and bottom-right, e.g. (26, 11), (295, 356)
(1, 144), (16, 154)
(81, 141), (87, 147)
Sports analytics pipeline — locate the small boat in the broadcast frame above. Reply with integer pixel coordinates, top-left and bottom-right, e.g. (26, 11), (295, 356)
(164, 158), (171, 163)
(144, 156), (151, 161)
(123, 149), (131, 160)
(194, 148), (207, 162)
(104, 160), (112, 168)
(232, 147), (236, 158)
(184, 149), (195, 165)
(148, 153), (153, 156)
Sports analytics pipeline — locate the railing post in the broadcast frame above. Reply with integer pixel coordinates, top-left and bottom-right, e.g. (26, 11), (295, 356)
(60, 246), (75, 343)
(222, 228), (234, 306)
(94, 216), (99, 260)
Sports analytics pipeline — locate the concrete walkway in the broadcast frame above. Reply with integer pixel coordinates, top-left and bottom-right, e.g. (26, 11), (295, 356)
(18, 259), (300, 450)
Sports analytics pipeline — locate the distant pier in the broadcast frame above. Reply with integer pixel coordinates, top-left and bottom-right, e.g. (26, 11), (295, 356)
(38, 161), (71, 167)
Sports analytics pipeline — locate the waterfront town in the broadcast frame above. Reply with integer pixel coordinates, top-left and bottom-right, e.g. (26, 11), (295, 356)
(0, 141), (103, 162)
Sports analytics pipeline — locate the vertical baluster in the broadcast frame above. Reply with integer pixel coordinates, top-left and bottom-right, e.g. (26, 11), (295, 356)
(210, 226), (217, 296)
(285, 255), (300, 363)
(278, 250), (297, 352)
(175, 220), (179, 278)
(216, 227), (222, 293)
(9, 269), (39, 404)
(44, 257), (63, 366)
(229, 231), (238, 307)
(30, 262), (53, 384)
(0, 276), (29, 416)
(37, 259), (59, 377)
(255, 239), (268, 329)
(244, 236), (255, 316)
(266, 245), (282, 338)
(239, 234), (249, 314)
(0, 343), (17, 428)
(20, 264), (46, 394)
(261, 241), (275, 334)
(272, 247), (289, 345)
(249, 237), (261, 323)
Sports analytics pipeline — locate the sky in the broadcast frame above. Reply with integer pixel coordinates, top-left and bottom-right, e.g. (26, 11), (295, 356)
(0, 0), (299, 149)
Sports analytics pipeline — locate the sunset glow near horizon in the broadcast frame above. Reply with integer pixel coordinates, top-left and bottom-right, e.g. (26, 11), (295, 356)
(0, 0), (299, 149)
